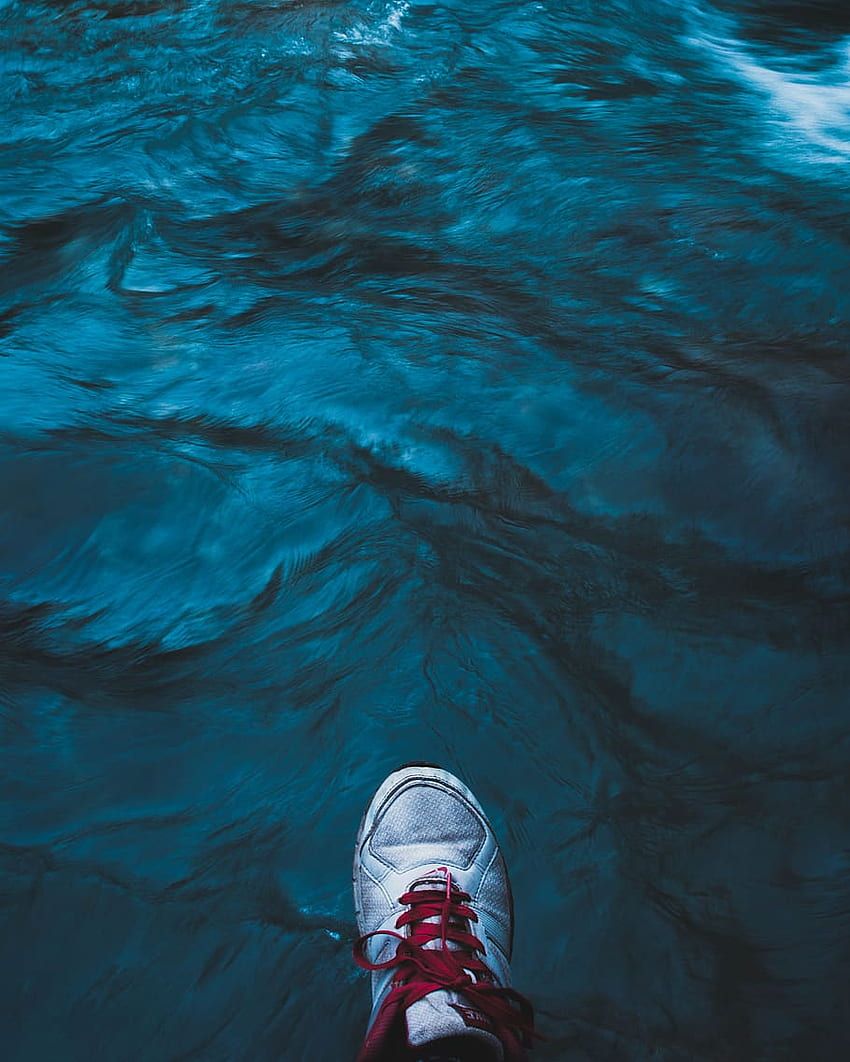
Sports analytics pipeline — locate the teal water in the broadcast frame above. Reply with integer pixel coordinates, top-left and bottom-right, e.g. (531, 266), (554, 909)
(1, 1), (849, 1058)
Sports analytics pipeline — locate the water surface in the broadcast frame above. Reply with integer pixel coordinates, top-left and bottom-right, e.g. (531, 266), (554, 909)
(1, 1), (849, 1058)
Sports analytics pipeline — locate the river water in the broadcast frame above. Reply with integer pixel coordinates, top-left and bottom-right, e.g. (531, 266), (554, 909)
(1, 1), (849, 1059)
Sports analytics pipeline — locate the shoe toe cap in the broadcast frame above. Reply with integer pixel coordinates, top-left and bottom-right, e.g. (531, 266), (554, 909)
(369, 779), (487, 872)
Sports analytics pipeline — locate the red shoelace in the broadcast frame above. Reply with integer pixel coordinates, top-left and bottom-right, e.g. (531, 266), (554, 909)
(354, 867), (536, 1061)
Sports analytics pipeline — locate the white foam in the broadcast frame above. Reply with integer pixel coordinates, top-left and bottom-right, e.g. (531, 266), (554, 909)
(333, 0), (410, 50)
(700, 29), (850, 163)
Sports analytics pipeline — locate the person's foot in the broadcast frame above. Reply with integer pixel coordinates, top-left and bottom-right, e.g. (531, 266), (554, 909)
(353, 764), (535, 1061)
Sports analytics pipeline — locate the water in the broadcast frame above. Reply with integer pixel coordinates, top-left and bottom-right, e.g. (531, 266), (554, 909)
(1, 0), (849, 1058)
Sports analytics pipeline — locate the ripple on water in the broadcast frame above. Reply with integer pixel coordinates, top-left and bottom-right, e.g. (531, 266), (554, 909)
(1, 1), (849, 1059)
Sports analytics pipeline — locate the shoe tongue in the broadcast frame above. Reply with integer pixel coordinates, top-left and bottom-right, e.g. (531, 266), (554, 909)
(409, 878), (464, 952)
(405, 989), (504, 1060)
(404, 879), (503, 1059)
(410, 876), (454, 893)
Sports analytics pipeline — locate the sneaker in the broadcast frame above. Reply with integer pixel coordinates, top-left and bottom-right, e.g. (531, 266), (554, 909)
(353, 764), (535, 1061)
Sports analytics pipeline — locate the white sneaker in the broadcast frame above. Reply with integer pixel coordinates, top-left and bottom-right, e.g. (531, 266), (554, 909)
(353, 764), (535, 1061)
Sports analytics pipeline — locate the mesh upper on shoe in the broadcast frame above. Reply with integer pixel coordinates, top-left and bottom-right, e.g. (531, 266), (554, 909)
(358, 874), (395, 931)
(369, 784), (486, 871)
(474, 854), (511, 938)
